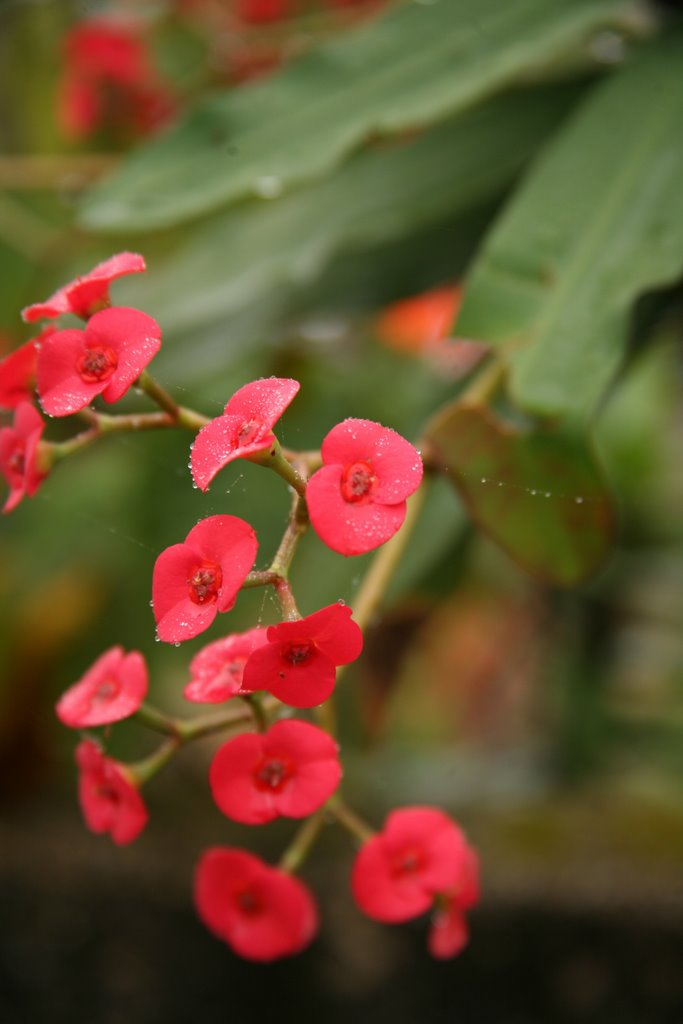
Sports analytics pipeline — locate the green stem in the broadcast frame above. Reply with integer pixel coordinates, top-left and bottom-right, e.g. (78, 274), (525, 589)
(136, 370), (209, 431)
(459, 357), (506, 407)
(270, 492), (309, 578)
(279, 809), (327, 874)
(264, 442), (307, 497)
(128, 736), (181, 785)
(351, 481), (429, 633)
(243, 693), (268, 732)
(327, 796), (375, 844)
(135, 702), (180, 736)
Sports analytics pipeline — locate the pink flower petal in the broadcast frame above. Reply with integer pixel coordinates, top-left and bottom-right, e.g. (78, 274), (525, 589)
(224, 377), (299, 424)
(56, 646), (148, 728)
(22, 252), (146, 322)
(242, 642), (336, 708)
(321, 418), (423, 503)
(306, 464), (407, 556)
(190, 413), (274, 492)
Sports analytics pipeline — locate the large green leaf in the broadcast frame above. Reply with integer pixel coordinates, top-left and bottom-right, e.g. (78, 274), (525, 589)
(454, 32), (683, 422)
(124, 84), (582, 335)
(423, 402), (614, 585)
(80, 0), (639, 232)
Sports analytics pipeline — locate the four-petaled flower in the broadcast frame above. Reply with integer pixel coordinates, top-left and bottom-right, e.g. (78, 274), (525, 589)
(184, 628), (268, 703)
(194, 847), (318, 961)
(190, 378), (299, 491)
(152, 515), (258, 643)
(351, 806), (479, 938)
(56, 646), (148, 728)
(210, 719), (341, 824)
(36, 306), (162, 417)
(0, 401), (49, 514)
(306, 418), (423, 556)
(22, 253), (146, 323)
(76, 738), (148, 846)
(241, 603), (363, 708)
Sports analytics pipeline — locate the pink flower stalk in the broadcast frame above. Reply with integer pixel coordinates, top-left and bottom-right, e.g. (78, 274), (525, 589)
(351, 807), (479, 929)
(184, 628), (268, 703)
(36, 306), (162, 417)
(152, 515), (258, 643)
(209, 719), (341, 824)
(22, 253), (146, 323)
(0, 401), (48, 514)
(241, 603), (363, 708)
(76, 739), (148, 846)
(190, 378), (300, 491)
(0, 334), (44, 409)
(306, 418), (423, 556)
(194, 847), (318, 961)
(56, 646), (148, 728)
(57, 20), (174, 141)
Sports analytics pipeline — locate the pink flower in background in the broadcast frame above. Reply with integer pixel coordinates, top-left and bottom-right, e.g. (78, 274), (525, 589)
(351, 806), (479, 927)
(184, 628), (268, 703)
(76, 739), (148, 846)
(195, 847), (318, 961)
(36, 306), (161, 416)
(56, 646), (148, 728)
(306, 418), (423, 556)
(241, 602), (363, 708)
(190, 378), (300, 491)
(58, 20), (174, 140)
(152, 515), (258, 643)
(22, 253), (146, 323)
(209, 719), (341, 824)
(0, 401), (48, 514)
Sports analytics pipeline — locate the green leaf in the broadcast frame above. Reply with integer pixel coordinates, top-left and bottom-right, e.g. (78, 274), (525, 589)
(125, 84), (582, 335)
(424, 401), (615, 585)
(454, 32), (683, 421)
(80, 0), (639, 232)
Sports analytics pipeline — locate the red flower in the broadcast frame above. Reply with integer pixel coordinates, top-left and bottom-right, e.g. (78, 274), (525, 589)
(241, 603), (363, 708)
(306, 418), (423, 556)
(22, 252), (146, 323)
(76, 738), (148, 846)
(56, 646), (148, 728)
(210, 719), (341, 824)
(184, 627), (268, 703)
(36, 306), (161, 417)
(237, 0), (290, 22)
(0, 401), (49, 514)
(58, 19), (174, 140)
(375, 286), (461, 354)
(152, 515), (258, 643)
(194, 847), (318, 961)
(0, 334), (44, 408)
(190, 378), (300, 491)
(351, 806), (479, 925)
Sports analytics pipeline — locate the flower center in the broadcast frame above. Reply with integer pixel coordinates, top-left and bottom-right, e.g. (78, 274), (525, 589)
(340, 461), (377, 504)
(253, 756), (294, 793)
(392, 847), (425, 879)
(76, 345), (118, 383)
(188, 562), (223, 605)
(96, 783), (120, 804)
(236, 886), (262, 916)
(236, 418), (263, 447)
(7, 446), (25, 477)
(93, 677), (120, 703)
(284, 641), (314, 666)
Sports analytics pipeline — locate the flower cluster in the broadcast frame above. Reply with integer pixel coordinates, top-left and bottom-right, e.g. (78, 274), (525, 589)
(1, 253), (162, 514)
(8, 252), (481, 964)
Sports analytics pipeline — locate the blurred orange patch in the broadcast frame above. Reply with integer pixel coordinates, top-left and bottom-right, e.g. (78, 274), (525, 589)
(375, 285), (462, 354)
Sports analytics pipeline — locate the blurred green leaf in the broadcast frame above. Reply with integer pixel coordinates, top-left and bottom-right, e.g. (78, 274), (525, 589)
(454, 32), (683, 421)
(125, 83), (583, 335)
(80, 0), (639, 231)
(424, 402), (614, 585)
